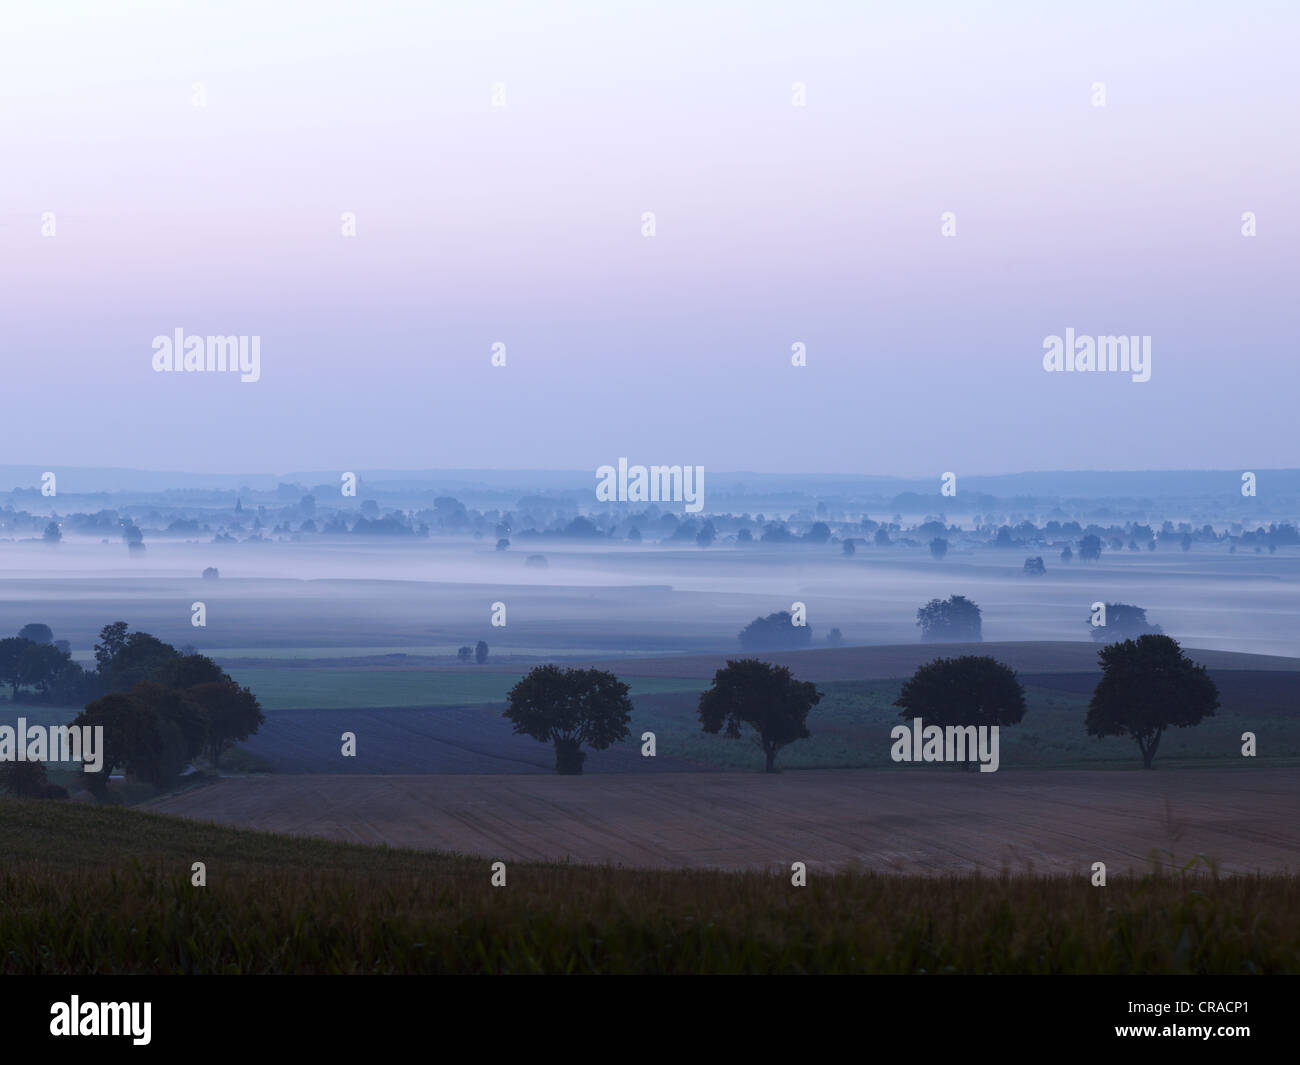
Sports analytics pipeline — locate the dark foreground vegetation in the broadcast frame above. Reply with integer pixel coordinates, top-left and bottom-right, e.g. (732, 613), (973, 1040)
(2, 801), (1296, 974)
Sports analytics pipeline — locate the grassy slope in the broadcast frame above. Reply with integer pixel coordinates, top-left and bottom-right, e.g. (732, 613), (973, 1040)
(1, 800), (1297, 974)
(625, 679), (1300, 771)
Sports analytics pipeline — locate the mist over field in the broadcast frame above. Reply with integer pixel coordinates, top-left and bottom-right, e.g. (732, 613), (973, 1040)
(4, 1), (1299, 991)
(3, 534), (1299, 660)
(3, 466), (1300, 661)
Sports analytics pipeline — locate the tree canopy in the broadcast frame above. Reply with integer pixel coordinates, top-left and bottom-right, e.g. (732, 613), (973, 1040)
(504, 665), (633, 774)
(1088, 603), (1163, 642)
(698, 658), (821, 772)
(738, 611), (813, 652)
(1085, 635), (1218, 768)
(915, 595), (983, 642)
(895, 656), (1027, 730)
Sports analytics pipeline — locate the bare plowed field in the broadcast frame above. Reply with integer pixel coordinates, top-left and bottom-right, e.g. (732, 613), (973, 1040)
(146, 767), (1300, 875)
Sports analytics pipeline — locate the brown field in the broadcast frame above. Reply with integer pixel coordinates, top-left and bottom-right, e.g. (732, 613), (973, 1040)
(145, 767), (1300, 876)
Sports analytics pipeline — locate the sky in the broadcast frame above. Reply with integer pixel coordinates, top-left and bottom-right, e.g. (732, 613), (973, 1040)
(3, 0), (1298, 476)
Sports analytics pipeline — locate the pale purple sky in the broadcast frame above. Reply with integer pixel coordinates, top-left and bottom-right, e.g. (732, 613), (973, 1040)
(3, 1), (1297, 475)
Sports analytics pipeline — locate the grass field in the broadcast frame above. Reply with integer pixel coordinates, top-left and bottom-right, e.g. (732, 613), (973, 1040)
(234, 703), (709, 774)
(13, 641), (1297, 776)
(3, 800), (1298, 973)
(214, 669), (1300, 775)
(222, 667), (704, 710)
(630, 673), (1300, 772)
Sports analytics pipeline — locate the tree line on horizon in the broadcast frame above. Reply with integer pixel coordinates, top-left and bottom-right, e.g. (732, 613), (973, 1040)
(502, 634), (1219, 776)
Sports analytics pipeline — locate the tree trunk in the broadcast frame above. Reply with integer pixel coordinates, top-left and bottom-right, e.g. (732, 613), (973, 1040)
(1140, 728), (1162, 769)
(764, 745), (777, 773)
(554, 737), (586, 775)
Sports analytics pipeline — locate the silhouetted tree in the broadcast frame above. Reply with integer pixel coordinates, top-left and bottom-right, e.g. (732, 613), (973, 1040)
(738, 611), (813, 651)
(73, 692), (162, 792)
(916, 595), (983, 642)
(0, 637), (34, 699)
(698, 659), (821, 772)
(1079, 534), (1103, 561)
(762, 522), (794, 543)
(1086, 635), (1218, 769)
(129, 681), (208, 786)
(17, 642), (70, 697)
(18, 623), (53, 644)
(930, 537), (948, 559)
(504, 665), (633, 774)
(895, 656), (1027, 769)
(99, 631), (180, 692)
(158, 653), (229, 690)
(805, 522), (831, 544)
(93, 622), (129, 674)
(188, 681), (265, 769)
(1023, 556), (1046, 576)
(1088, 603), (1162, 642)
(475, 640), (489, 664)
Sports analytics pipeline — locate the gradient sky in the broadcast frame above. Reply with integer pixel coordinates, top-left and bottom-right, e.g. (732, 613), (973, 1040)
(3, 0), (1298, 476)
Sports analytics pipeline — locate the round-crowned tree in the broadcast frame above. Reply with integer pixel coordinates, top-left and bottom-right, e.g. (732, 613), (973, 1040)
(1086, 634), (1219, 769)
(915, 595), (983, 642)
(1078, 533), (1103, 561)
(504, 665), (633, 774)
(737, 610), (813, 652)
(18, 623), (54, 645)
(697, 658), (821, 772)
(895, 656), (1027, 770)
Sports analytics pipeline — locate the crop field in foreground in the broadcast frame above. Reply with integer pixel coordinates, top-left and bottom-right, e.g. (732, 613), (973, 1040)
(2, 801), (1297, 974)
(144, 767), (1300, 875)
